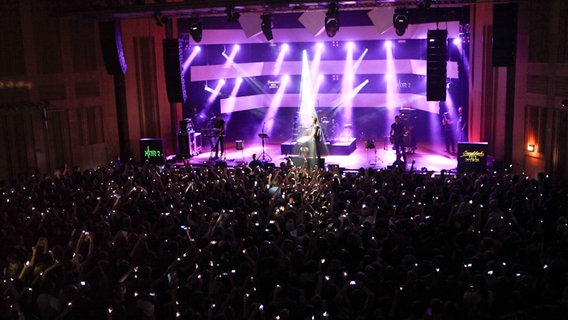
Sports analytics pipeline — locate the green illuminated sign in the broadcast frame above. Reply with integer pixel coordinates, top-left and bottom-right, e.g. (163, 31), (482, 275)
(143, 146), (162, 159)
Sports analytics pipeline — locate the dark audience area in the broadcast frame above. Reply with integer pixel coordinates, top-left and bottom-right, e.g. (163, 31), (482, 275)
(1, 160), (567, 320)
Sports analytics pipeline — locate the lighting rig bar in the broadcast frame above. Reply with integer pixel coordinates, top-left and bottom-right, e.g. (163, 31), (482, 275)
(51, 0), (479, 20)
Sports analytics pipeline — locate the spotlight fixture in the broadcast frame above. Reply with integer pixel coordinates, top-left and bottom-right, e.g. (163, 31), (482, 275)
(261, 14), (273, 41)
(562, 99), (568, 108)
(325, 1), (340, 38)
(189, 18), (202, 43)
(225, 6), (240, 22)
(527, 144), (535, 152)
(393, 13), (408, 36)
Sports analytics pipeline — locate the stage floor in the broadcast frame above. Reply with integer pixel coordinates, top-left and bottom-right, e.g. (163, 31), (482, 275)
(170, 138), (459, 173)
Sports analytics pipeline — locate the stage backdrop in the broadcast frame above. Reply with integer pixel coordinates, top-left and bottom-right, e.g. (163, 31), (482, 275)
(176, 7), (469, 143)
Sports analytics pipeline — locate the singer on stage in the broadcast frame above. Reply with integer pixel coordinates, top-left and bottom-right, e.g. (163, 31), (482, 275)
(310, 116), (322, 160)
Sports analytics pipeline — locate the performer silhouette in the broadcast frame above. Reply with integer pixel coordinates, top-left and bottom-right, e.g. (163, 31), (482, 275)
(212, 114), (225, 159)
(310, 116), (322, 160)
(442, 112), (455, 153)
(457, 106), (468, 142)
(390, 115), (406, 165)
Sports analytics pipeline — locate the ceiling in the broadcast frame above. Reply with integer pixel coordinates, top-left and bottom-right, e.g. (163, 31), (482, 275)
(50, 0), (505, 20)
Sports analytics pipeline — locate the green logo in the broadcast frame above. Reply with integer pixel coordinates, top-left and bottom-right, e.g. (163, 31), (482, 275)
(144, 146), (162, 159)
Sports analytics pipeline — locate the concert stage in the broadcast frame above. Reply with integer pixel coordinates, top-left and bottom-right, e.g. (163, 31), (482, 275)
(169, 138), (463, 174)
(280, 138), (357, 156)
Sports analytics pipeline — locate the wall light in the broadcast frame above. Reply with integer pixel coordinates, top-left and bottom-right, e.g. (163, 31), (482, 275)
(527, 144), (535, 152)
(261, 14), (273, 41)
(325, 1), (340, 38)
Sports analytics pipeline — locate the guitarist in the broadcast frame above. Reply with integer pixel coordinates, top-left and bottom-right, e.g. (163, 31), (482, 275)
(390, 115), (406, 165)
(212, 114), (225, 159)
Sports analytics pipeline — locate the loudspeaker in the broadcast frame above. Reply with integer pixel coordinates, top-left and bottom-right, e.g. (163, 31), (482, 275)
(99, 21), (127, 75)
(179, 119), (193, 132)
(163, 39), (185, 103)
(492, 3), (517, 67)
(426, 29), (447, 101)
(235, 140), (244, 150)
(178, 133), (190, 157)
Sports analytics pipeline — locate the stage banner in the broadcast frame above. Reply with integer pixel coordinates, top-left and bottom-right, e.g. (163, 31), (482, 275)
(140, 138), (164, 164)
(457, 142), (488, 173)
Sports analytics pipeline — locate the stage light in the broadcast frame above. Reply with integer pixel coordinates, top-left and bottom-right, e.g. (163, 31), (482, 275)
(189, 18), (202, 43)
(562, 99), (568, 108)
(261, 14), (273, 41)
(325, 1), (340, 38)
(527, 144), (535, 152)
(393, 13), (408, 36)
(225, 6), (240, 22)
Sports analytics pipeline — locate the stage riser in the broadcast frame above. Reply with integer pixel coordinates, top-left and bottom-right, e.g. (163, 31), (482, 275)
(281, 139), (357, 156)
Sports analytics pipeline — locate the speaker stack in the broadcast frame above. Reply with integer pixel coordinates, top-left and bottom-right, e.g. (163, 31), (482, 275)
(163, 39), (186, 103)
(426, 29), (447, 101)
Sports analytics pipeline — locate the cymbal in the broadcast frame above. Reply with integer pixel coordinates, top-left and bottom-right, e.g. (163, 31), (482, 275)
(258, 133), (269, 138)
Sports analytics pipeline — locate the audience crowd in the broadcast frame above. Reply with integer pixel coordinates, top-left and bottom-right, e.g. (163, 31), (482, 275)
(1, 159), (567, 320)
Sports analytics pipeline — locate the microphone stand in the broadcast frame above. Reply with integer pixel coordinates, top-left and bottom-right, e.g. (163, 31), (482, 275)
(258, 122), (272, 162)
